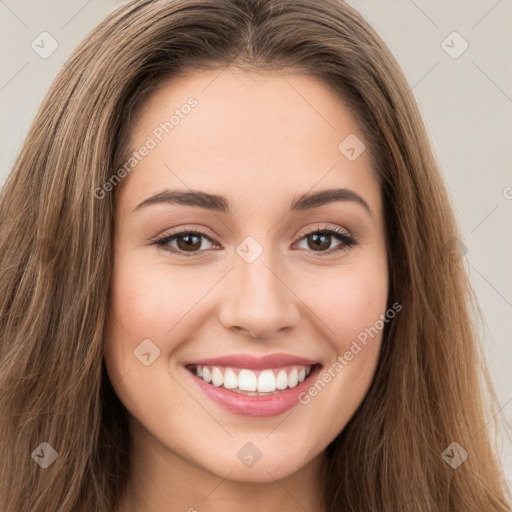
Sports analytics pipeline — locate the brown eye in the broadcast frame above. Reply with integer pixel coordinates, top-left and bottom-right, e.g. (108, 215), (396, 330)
(153, 229), (217, 256)
(152, 225), (357, 258)
(175, 232), (203, 252)
(294, 226), (357, 255)
(305, 232), (332, 251)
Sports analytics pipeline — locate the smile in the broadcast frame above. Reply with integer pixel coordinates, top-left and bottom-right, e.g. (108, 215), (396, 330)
(182, 353), (323, 418)
(186, 364), (313, 395)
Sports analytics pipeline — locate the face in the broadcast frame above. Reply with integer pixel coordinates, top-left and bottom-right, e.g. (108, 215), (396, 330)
(103, 67), (388, 486)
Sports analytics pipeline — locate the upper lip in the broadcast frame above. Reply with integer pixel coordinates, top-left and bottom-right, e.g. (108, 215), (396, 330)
(183, 353), (320, 370)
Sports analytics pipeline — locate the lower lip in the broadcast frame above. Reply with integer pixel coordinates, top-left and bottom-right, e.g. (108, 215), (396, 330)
(184, 365), (322, 418)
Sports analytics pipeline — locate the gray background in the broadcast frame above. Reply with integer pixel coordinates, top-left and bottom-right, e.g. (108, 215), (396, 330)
(1, 0), (511, 488)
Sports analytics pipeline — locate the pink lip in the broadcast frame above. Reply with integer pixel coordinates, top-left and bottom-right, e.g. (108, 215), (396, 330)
(182, 363), (322, 418)
(182, 352), (319, 370)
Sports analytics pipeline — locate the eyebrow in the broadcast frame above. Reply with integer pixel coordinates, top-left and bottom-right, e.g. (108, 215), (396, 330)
(132, 187), (372, 217)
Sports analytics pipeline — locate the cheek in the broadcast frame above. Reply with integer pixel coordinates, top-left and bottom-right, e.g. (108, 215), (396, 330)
(297, 261), (388, 349)
(292, 260), (388, 434)
(107, 252), (212, 339)
(103, 251), (226, 396)
(291, 258), (388, 413)
(103, 253), (197, 416)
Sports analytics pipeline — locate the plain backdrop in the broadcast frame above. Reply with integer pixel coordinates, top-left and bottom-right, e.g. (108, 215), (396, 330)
(1, 0), (511, 489)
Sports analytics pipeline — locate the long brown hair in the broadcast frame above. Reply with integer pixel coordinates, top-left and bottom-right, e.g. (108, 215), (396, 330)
(0, 1), (509, 510)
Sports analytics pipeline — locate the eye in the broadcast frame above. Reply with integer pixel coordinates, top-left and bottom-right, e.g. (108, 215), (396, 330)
(293, 224), (357, 256)
(150, 224), (357, 258)
(151, 228), (219, 257)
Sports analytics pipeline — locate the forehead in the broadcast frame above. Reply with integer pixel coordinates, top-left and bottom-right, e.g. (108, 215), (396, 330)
(117, 68), (380, 215)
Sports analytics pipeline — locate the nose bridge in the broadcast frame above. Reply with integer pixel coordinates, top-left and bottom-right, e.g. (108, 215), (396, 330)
(218, 236), (299, 337)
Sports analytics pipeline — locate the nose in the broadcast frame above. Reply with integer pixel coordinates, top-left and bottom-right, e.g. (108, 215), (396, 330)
(218, 249), (300, 339)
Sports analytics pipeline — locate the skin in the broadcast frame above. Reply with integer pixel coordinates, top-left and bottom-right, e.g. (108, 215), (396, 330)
(103, 67), (388, 512)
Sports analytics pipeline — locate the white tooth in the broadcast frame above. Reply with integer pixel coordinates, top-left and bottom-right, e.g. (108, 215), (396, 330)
(276, 369), (288, 390)
(305, 366), (311, 376)
(223, 368), (238, 389)
(288, 367), (299, 388)
(238, 369), (257, 391)
(257, 369), (277, 392)
(211, 366), (223, 387)
(196, 366), (203, 377)
(202, 366), (212, 383)
(298, 366), (306, 383)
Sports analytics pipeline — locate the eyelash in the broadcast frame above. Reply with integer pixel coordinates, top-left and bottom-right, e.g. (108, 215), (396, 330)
(151, 224), (358, 258)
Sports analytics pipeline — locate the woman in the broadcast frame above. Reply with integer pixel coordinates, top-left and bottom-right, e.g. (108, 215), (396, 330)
(0, 0), (509, 510)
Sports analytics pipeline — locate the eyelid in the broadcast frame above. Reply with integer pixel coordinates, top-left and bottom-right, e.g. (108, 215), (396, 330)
(149, 224), (217, 244)
(298, 224), (352, 239)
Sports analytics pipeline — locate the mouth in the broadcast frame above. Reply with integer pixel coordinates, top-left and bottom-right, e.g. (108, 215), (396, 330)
(185, 363), (317, 396)
(182, 360), (323, 418)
